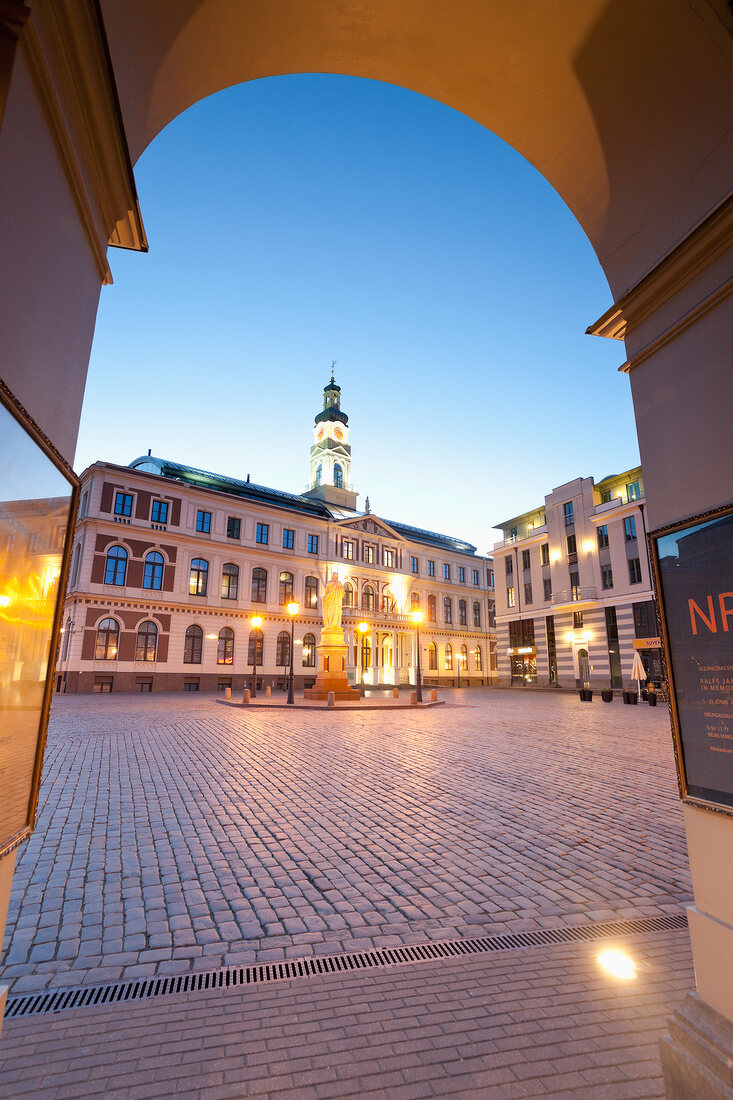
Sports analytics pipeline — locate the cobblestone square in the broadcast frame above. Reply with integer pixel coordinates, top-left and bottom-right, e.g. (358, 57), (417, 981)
(2, 688), (691, 994)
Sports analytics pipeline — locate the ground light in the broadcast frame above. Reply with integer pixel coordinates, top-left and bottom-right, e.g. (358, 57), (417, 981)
(410, 610), (423, 702)
(596, 949), (637, 980)
(250, 615), (263, 697)
(357, 621), (369, 688)
(287, 602), (299, 704)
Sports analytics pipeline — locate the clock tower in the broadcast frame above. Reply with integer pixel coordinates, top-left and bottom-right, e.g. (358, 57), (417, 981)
(303, 372), (358, 510)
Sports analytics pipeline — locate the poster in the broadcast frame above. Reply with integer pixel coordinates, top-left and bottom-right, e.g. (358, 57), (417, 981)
(651, 504), (733, 811)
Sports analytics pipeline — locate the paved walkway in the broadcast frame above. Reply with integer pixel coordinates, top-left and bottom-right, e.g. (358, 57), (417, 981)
(2, 690), (691, 993)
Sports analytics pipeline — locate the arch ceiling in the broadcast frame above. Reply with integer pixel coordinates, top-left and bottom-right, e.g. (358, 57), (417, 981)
(100, 0), (733, 297)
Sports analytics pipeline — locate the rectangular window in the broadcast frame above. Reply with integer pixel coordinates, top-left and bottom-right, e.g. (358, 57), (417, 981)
(521, 549), (530, 570)
(601, 564), (614, 589)
(605, 607), (623, 687)
(307, 533), (319, 554)
(343, 540), (353, 560)
(573, 610), (584, 629)
(570, 571), (580, 600)
(488, 570), (494, 588)
(227, 516), (241, 539)
(472, 569), (479, 585)
(509, 620), (535, 646)
(384, 548), (394, 567)
(507, 586), (516, 608)
(627, 480), (641, 502)
(566, 534), (577, 561)
(540, 543), (550, 566)
(458, 566), (465, 583)
(256, 522), (269, 544)
(628, 557), (642, 584)
(488, 601), (495, 627)
(282, 528), (294, 549)
(505, 557), (513, 576)
(543, 578), (552, 601)
(364, 545), (374, 564)
(151, 500), (169, 525)
(600, 489), (612, 503)
(633, 600), (657, 638)
(114, 491), (133, 517)
(443, 563), (451, 581)
(427, 560), (435, 577)
(624, 516), (637, 541)
(597, 525), (609, 549)
(563, 501), (574, 526)
(196, 510), (211, 534)
(524, 582), (533, 604)
(411, 555), (419, 574)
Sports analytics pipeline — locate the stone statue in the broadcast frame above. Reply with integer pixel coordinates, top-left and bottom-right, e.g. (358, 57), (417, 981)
(322, 572), (345, 631)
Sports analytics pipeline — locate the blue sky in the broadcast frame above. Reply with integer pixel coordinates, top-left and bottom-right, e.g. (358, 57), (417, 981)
(78, 74), (635, 553)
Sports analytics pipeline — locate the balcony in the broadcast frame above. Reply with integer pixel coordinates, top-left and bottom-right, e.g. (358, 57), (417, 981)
(551, 586), (598, 607)
(492, 524), (548, 551)
(341, 606), (412, 625)
(304, 481), (358, 494)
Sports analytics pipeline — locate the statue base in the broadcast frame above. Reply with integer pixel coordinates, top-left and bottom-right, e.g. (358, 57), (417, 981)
(303, 638), (361, 701)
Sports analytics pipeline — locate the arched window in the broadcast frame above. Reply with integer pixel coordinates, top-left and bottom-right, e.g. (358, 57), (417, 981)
(276, 630), (290, 665)
(248, 629), (264, 665)
(361, 635), (372, 669)
(189, 558), (208, 596)
(444, 597), (452, 624)
(70, 543), (81, 587)
(221, 562), (239, 599)
(382, 588), (395, 612)
(135, 620), (158, 662)
(474, 645), (483, 671)
(302, 632), (316, 667)
(458, 599), (467, 626)
(343, 582), (354, 607)
(304, 576), (319, 609)
(427, 595), (436, 622)
(279, 571), (294, 605)
(410, 592), (420, 611)
(104, 545), (127, 586)
(334, 463), (343, 488)
(315, 463), (322, 484)
(143, 551), (164, 590)
(460, 643), (468, 668)
(217, 626), (234, 665)
(428, 642), (437, 670)
(184, 624), (203, 664)
(251, 567), (267, 603)
(61, 617), (72, 660)
(445, 643), (453, 670)
(95, 617), (119, 660)
(362, 584), (375, 611)
(473, 601), (481, 628)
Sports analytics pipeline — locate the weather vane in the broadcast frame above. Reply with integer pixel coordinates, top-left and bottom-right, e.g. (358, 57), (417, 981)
(330, 359), (337, 381)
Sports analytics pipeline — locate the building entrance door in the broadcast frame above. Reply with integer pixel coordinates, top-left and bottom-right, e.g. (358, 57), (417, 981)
(578, 648), (590, 687)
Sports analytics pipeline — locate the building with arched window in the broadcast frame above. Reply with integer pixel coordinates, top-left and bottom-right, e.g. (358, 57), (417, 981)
(57, 376), (495, 691)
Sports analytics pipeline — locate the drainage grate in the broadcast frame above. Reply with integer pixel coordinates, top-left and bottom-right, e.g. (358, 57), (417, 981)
(4, 911), (687, 1020)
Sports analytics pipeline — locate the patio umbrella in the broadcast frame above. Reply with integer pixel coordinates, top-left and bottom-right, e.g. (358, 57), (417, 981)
(630, 650), (646, 700)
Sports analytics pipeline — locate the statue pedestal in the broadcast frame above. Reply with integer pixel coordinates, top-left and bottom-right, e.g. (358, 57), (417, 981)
(303, 627), (360, 701)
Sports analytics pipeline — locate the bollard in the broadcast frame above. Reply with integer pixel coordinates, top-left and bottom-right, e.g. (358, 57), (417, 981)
(393, 688), (399, 698)
(242, 688), (250, 704)
(410, 691), (418, 705)
(266, 685), (271, 697)
(327, 691), (335, 708)
(225, 687), (231, 700)
(430, 689), (437, 702)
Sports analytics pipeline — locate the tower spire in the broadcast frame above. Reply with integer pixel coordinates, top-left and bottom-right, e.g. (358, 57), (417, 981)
(303, 372), (358, 510)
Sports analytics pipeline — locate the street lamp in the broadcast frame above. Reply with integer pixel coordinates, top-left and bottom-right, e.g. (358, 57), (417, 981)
(287, 602), (299, 704)
(357, 621), (369, 689)
(411, 610), (423, 703)
(250, 615), (263, 697)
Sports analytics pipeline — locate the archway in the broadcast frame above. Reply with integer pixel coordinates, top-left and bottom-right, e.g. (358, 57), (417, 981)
(0, 2), (731, 1091)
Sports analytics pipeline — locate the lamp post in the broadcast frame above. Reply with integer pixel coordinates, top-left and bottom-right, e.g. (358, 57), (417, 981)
(357, 621), (369, 690)
(287, 602), (299, 704)
(411, 610), (423, 703)
(250, 615), (262, 697)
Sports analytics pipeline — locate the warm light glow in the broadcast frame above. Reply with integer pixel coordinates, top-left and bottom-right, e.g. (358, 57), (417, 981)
(287, 602), (299, 616)
(411, 610), (424, 625)
(206, 634), (217, 639)
(564, 632), (574, 643)
(251, 615), (263, 628)
(597, 949), (637, 980)
(0, 595), (10, 608)
(582, 539), (595, 553)
(357, 621), (369, 634)
(550, 549), (561, 562)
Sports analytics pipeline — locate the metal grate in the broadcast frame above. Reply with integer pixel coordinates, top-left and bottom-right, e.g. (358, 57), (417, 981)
(4, 911), (687, 1020)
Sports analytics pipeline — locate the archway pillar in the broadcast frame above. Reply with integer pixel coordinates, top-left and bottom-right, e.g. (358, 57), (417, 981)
(590, 195), (733, 1099)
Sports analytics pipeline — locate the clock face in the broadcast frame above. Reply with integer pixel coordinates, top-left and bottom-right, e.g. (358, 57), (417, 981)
(334, 427), (343, 440)
(317, 428), (324, 440)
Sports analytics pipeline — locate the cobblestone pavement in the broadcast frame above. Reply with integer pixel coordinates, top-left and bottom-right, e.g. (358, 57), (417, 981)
(0, 929), (693, 1098)
(1, 689), (692, 994)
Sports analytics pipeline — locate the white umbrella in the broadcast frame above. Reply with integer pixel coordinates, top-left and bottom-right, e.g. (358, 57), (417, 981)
(630, 650), (646, 700)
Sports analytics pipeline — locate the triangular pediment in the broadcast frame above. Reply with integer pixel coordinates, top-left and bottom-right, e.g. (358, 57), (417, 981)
(336, 514), (404, 541)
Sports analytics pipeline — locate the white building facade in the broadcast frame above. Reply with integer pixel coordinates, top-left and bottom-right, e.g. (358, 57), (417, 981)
(492, 467), (660, 691)
(57, 379), (496, 693)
